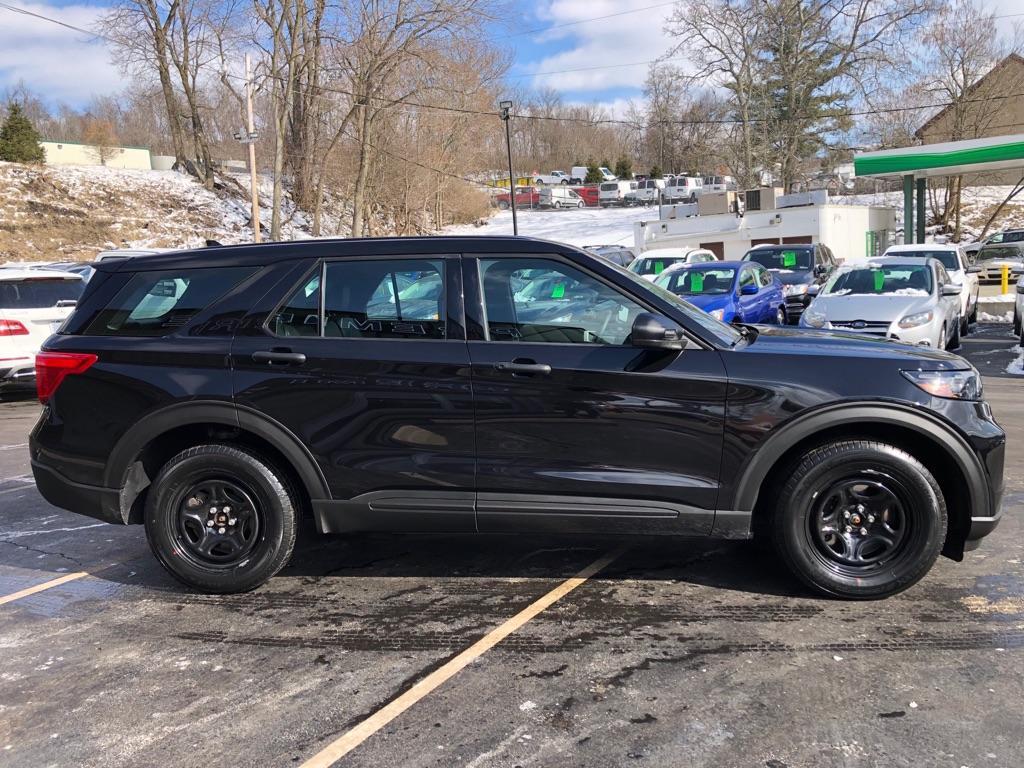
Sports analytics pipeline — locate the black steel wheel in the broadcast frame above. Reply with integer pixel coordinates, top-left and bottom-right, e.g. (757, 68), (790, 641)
(145, 445), (299, 593)
(771, 440), (946, 599)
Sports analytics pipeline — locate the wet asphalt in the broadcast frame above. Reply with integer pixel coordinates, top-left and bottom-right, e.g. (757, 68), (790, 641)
(0, 326), (1022, 768)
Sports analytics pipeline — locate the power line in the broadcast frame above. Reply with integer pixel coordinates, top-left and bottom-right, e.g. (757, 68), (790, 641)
(506, 1), (678, 38)
(0, 0), (117, 42)
(511, 56), (687, 79)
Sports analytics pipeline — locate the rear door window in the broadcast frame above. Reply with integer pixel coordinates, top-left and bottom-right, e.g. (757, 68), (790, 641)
(0, 277), (83, 308)
(85, 267), (255, 336)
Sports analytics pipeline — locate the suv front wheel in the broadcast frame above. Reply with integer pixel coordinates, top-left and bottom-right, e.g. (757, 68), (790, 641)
(772, 440), (946, 599)
(144, 445), (299, 593)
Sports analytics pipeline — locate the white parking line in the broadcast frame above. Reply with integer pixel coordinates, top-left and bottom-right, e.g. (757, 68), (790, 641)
(0, 443), (28, 452)
(298, 545), (628, 768)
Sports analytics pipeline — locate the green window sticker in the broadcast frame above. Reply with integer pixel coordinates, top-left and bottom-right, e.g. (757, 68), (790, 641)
(690, 272), (705, 292)
(781, 251), (797, 268)
(654, 261), (665, 274)
(873, 270), (885, 292)
(551, 283), (566, 299)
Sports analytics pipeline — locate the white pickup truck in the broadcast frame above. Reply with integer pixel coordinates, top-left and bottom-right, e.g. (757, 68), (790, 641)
(533, 171), (571, 185)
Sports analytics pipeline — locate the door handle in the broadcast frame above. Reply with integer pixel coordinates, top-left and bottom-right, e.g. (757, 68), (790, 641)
(251, 350), (307, 365)
(494, 360), (552, 375)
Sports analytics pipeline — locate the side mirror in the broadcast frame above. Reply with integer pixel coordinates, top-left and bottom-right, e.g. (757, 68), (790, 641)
(807, 284), (820, 296)
(967, 265), (982, 274)
(942, 283), (962, 296)
(631, 312), (687, 351)
(740, 283), (758, 296)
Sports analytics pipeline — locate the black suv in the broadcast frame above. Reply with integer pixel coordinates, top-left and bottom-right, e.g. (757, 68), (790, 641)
(742, 243), (838, 323)
(30, 237), (1004, 598)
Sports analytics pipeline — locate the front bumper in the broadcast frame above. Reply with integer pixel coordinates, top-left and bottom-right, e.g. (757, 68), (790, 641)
(784, 294), (812, 320)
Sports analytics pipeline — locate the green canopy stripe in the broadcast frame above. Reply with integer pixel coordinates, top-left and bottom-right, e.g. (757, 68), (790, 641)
(855, 140), (1024, 177)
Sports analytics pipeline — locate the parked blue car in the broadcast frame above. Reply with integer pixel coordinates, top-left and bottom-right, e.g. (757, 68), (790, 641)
(653, 260), (788, 324)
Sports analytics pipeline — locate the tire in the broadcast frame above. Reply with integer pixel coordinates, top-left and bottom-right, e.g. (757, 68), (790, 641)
(497, 200), (509, 210)
(961, 311), (969, 337)
(144, 445), (299, 593)
(560, 179), (569, 185)
(970, 298), (978, 325)
(535, 178), (544, 185)
(775, 306), (787, 325)
(947, 317), (961, 350)
(553, 200), (561, 209)
(771, 440), (946, 599)
(577, 200), (585, 208)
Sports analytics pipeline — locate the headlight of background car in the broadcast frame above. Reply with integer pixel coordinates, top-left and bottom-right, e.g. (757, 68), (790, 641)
(783, 284), (808, 297)
(898, 310), (933, 329)
(802, 307), (827, 328)
(902, 368), (982, 400)
(709, 308), (725, 320)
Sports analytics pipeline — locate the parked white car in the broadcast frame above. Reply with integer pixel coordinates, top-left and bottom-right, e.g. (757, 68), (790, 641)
(0, 269), (85, 393)
(533, 171), (571, 185)
(663, 176), (703, 203)
(629, 247), (718, 281)
(883, 243), (980, 334)
(538, 186), (585, 209)
(625, 178), (666, 206)
(800, 257), (963, 349)
(570, 166), (616, 184)
(599, 180), (636, 207)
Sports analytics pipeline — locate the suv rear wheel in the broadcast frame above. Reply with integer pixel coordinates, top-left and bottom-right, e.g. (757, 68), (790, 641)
(771, 440), (946, 599)
(144, 445), (299, 593)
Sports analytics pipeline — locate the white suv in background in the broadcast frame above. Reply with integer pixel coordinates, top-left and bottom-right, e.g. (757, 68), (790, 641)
(0, 268), (85, 393)
(628, 247), (719, 281)
(883, 243), (981, 335)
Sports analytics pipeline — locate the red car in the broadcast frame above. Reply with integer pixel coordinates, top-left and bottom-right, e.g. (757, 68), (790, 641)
(572, 186), (600, 206)
(495, 186), (539, 209)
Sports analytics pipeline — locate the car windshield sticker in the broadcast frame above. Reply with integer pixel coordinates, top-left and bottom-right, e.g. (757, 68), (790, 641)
(873, 270), (885, 292)
(690, 272), (704, 292)
(654, 261), (665, 274)
(551, 283), (566, 299)
(782, 251), (797, 268)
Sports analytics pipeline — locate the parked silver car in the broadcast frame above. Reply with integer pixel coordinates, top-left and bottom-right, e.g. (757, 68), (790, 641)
(974, 242), (1024, 283)
(800, 257), (963, 349)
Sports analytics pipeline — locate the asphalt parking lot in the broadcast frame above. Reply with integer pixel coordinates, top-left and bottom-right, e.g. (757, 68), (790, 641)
(1, 326), (1022, 768)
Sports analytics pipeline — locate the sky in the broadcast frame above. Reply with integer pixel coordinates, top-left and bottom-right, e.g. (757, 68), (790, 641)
(0, 0), (1021, 113)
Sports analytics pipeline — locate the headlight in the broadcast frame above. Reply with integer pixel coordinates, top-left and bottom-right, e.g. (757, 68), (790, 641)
(709, 308), (725, 320)
(802, 308), (827, 328)
(902, 368), (982, 400)
(783, 284), (809, 297)
(899, 310), (933, 329)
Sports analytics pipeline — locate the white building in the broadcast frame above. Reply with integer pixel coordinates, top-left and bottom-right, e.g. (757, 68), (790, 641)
(635, 198), (897, 265)
(41, 140), (153, 171)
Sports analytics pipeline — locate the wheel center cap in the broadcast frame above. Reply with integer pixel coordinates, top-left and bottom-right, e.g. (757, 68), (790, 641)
(850, 513), (862, 526)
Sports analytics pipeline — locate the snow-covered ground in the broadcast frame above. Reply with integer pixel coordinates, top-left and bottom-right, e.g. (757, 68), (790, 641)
(443, 206), (651, 248)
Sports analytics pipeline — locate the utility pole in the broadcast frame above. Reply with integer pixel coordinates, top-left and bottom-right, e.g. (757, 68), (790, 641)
(244, 53), (261, 243)
(499, 100), (518, 236)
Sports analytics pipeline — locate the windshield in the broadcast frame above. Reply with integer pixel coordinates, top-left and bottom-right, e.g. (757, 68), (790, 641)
(978, 246), (1023, 261)
(744, 247), (813, 271)
(656, 268), (736, 296)
(888, 250), (959, 270)
(824, 265), (933, 296)
(0, 278), (84, 308)
(617, 264), (744, 347)
(631, 256), (687, 276)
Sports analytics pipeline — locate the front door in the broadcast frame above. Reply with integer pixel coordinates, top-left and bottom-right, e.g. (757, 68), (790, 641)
(463, 254), (728, 535)
(232, 255), (477, 532)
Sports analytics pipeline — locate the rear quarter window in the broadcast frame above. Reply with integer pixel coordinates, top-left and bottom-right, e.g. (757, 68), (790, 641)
(0, 277), (83, 308)
(84, 267), (255, 336)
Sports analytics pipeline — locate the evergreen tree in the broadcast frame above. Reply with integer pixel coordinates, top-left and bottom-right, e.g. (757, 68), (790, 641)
(0, 104), (45, 163)
(584, 160), (603, 184)
(600, 158), (612, 172)
(649, 165), (663, 179)
(613, 157), (633, 179)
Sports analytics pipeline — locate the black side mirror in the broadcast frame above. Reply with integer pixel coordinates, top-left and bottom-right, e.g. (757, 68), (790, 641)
(631, 312), (687, 351)
(814, 264), (827, 277)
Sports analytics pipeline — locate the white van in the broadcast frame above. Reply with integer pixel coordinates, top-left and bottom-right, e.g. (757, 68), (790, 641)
(570, 166), (617, 184)
(702, 175), (736, 193)
(538, 186), (585, 209)
(625, 178), (666, 206)
(599, 180), (636, 207)
(664, 176), (703, 203)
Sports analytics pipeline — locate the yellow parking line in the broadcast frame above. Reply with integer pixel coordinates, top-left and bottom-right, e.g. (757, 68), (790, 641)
(0, 571), (89, 606)
(299, 545), (628, 768)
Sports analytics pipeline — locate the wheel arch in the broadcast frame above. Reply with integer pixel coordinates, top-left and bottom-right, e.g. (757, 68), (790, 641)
(735, 403), (989, 559)
(105, 401), (330, 523)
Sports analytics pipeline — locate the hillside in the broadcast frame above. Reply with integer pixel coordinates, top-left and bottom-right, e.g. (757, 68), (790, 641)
(0, 162), (341, 262)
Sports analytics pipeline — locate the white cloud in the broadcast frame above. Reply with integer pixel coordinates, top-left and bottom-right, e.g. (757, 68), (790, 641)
(524, 0), (681, 93)
(0, 2), (125, 105)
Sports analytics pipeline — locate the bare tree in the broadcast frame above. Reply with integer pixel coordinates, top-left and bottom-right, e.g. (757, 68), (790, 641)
(81, 118), (121, 165)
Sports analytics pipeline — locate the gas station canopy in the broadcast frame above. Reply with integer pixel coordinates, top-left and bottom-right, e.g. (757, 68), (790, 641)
(853, 134), (1024, 244)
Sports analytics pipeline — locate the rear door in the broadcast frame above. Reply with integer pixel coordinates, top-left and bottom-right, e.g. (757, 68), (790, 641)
(463, 252), (727, 535)
(231, 255), (477, 533)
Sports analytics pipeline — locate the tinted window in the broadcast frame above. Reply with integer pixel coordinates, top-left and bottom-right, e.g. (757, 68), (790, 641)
(632, 257), (687, 276)
(756, 266), (773, 287)
(0, 277), (83, 308)
(744, 247), (814, 271)
(325, 259), (445, 339)
(86, 267), (254, 336)
(480, 258), (644, 345)
(978, 246), (1024, 261)
(270, 272), (321, 337)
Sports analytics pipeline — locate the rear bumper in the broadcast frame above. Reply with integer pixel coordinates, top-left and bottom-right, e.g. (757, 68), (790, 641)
(31, 459), (126, 525)
(0, 357), (35, 390)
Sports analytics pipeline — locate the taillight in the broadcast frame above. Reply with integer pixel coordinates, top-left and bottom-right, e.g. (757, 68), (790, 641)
(0, 319), (29, 336)
(35, 352), (97, 404)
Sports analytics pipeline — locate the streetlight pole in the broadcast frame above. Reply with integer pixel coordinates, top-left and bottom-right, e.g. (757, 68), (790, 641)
(499, 100), (518, 236)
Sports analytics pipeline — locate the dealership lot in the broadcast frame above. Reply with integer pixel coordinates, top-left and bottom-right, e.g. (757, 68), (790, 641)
(0, 328), (1021, 767)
